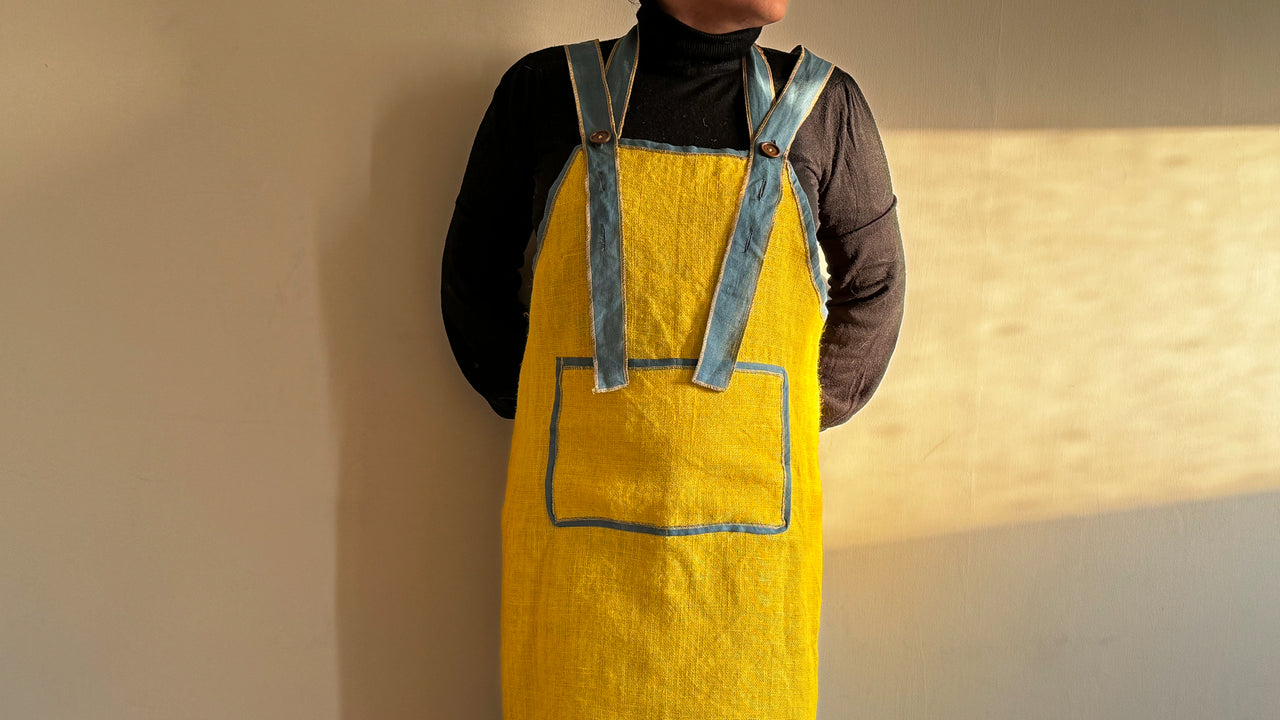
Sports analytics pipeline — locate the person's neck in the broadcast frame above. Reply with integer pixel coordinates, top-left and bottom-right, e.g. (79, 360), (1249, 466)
(635, 2), (762, 73)
(650, 0), (767, 34)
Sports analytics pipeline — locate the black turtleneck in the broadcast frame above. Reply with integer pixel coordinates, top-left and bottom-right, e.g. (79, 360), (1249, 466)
(624, 2), (762, 150)
(441, 2), (906, 431)
(634, 2), (760, 70)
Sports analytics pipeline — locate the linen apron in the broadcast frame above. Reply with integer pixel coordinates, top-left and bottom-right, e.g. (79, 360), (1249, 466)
(502, 23), (834, 719)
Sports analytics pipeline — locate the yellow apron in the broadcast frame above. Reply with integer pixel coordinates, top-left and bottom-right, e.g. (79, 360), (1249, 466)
(502, 23), (834, 719)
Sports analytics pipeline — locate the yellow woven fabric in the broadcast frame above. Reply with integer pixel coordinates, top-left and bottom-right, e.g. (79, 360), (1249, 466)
(502, 142), (826, 719)
(553, 361), (787, 528)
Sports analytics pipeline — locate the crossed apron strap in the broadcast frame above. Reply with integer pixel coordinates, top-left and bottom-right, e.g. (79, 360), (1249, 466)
(563, 25), (834, 392)
(564, 30), (635, 392)
(692, 45), (834, 390)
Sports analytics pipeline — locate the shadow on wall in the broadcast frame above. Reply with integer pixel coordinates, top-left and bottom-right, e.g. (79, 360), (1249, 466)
(318, 79), (515, 718)
(816, 488), (1280, 720)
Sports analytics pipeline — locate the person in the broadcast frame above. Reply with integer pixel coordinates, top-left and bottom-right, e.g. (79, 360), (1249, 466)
(440, 0), (905, 716)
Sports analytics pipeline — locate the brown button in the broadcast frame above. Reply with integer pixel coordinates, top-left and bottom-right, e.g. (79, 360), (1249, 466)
(588, 129), (612, 144)
(759, 141), (782, 158)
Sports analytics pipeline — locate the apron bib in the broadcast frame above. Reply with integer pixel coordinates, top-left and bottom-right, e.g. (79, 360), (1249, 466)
(502, 23), (834, 719)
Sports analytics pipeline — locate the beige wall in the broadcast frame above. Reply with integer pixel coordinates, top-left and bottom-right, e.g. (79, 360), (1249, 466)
(2, 0), (1277, 718)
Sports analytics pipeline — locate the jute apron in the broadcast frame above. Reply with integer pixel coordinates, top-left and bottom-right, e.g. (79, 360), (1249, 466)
(502, 23), (834, 719)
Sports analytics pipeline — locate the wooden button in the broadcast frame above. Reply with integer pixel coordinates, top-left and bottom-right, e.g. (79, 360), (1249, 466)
(589, 129), (612, 144)
(759, 141), (781, 158)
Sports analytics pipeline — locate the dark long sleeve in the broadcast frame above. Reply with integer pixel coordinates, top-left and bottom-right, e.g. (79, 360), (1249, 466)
(814, 71), (906, 430)
(440, 57), (536, 419)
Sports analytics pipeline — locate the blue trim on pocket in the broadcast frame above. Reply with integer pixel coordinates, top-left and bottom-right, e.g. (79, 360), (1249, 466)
(565, 40), (629, 391)
(545, 356), (792, 536)
(693, 47), (835, 391)
(785, 159), (830, 319)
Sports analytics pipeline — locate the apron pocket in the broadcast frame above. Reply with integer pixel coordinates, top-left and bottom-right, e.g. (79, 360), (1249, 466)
(545, 356), (791, 535)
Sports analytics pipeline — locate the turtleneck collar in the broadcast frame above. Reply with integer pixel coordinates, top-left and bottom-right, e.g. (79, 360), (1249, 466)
(634, 2), (763, 73)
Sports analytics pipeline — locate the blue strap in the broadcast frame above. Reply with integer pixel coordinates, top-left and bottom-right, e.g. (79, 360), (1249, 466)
(565, 38), (629, 391)
(605, 24), (640, 137)
(744, 45), (774, 136)
(692, 46), (835, 391)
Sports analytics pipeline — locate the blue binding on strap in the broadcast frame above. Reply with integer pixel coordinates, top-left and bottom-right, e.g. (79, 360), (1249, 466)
(691, 45), (834, 391)
(604, 25), (639, 134)
(744, 45), (774, 135)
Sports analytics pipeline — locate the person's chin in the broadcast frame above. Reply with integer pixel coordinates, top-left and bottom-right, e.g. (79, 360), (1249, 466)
(758, 4), (788, 25)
